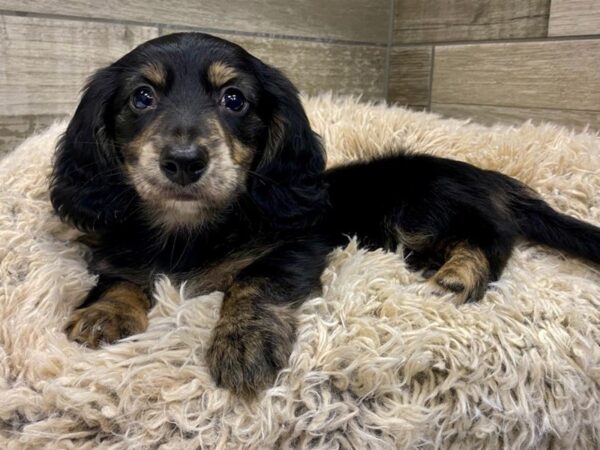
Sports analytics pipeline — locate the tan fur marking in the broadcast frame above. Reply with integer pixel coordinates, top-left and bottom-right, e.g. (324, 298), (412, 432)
(209, 117), (255, 167)
(207, 62), (238, 88)
(207, 116), (225, 136)
(65, 282), (150, 348)
(140, 62), (167, 87)
(230, 140), (254, 166)
(221, 282), (262, 317)
(105, 283), (152, 310)
(124, 118), (161, 165)
(265, 113), (288, 162)
(207, 279), (297, 397)
(398, 229), (433, 250)
(431, 242), (490, 303)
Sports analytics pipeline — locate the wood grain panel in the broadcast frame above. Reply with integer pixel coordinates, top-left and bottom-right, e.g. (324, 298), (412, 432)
(0, 0), (390, 43)
(431, 103), (600, 131)
(387, 46), (432, 106)
(394, 0), (550, 44)
(232, 36), (386, 100)
(0, 15), (158, 117)
(432, 40), (600, 111)
(164, 31), (387, 100)
(549, 0), (600, 37)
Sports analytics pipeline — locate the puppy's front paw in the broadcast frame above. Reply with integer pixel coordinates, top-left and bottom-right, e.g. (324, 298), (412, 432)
(206, 306), (296, 397)
(65, 289), (149, 348)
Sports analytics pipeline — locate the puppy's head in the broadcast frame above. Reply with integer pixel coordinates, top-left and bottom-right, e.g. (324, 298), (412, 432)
(51, 33), (326, 232)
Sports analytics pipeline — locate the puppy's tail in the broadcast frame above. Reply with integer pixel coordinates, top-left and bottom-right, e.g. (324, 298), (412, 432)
(513, 193), (600, 264)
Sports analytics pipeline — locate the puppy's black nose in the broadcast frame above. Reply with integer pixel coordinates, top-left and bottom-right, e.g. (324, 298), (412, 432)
(160, 144), (209, 186)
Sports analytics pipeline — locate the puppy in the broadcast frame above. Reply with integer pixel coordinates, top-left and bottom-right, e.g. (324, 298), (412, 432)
(50, 32), (600, 397)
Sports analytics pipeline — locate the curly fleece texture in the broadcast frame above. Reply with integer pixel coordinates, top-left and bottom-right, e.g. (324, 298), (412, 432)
(0, 95), (599, 449)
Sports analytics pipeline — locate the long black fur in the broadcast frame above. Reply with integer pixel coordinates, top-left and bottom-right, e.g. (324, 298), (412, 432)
(50, 32), (600, 396)
(326, 154), (600, 282)
(51, 67), (139, 232)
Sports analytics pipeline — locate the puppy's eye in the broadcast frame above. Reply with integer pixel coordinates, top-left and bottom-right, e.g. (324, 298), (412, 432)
(220, 88), (246, 113)
(131, 87), (156, 110)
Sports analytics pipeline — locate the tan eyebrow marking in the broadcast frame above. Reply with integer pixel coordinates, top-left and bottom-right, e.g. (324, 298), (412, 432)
(140, 62), (167, 87)
(207, 61), (238, 88)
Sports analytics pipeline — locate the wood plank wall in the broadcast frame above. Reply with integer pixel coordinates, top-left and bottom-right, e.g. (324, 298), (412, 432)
(2, 1), (599, 155)
(388, 0), (600, 131)
(0, 1), (391, 154)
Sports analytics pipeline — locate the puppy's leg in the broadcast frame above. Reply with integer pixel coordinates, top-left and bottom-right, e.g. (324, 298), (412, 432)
(206, 239), (329, 397)
(208, 284), (297, 397)
(428, 240), (512, 303)
(65, 276), (151, 348)
(428, 242), (490, 303)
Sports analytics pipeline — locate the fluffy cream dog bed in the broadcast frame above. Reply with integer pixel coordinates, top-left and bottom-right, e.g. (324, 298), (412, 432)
(1, 95), (599, 449)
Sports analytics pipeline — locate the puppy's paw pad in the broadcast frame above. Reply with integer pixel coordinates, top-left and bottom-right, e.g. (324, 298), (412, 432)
(65, 303), (148, 348)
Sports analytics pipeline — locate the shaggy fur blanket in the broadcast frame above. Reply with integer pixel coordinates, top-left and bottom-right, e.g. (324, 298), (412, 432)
(1, 95), (599, 449)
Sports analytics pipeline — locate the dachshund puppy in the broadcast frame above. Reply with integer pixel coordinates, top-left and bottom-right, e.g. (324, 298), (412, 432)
(50, 32), (600, 397)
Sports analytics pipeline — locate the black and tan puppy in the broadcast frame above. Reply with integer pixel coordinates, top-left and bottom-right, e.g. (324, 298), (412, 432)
(50, 33), (600, 397)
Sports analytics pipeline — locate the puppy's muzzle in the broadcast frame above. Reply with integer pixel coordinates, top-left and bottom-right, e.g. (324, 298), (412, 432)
(159, 144), (209, 186)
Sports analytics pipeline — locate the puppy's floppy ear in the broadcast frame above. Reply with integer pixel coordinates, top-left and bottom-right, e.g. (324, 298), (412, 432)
(250, 62), (328, 227)
(50, 67), (137, 232)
